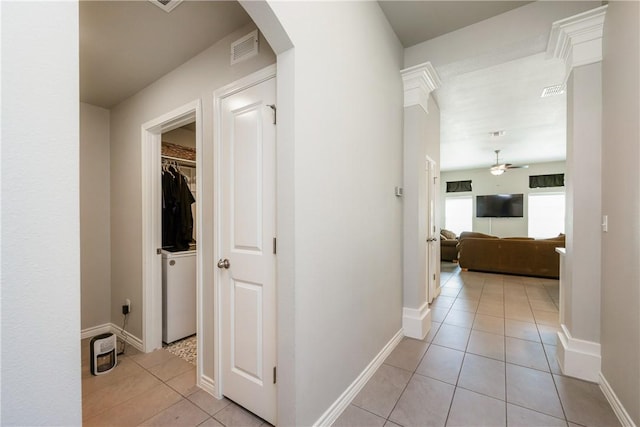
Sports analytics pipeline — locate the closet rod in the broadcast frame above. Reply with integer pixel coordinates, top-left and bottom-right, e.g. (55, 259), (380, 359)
(161, 154), (196, 166)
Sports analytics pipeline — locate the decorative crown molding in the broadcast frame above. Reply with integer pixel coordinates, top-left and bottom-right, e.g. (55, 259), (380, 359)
(401, 62), (442, 114)
(546, 5), (608, 77)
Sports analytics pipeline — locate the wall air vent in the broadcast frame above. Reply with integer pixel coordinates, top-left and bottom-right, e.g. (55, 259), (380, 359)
(541, 84), (566, 98)
(231, 30), (259, 65)
(148, 0), (183, 13)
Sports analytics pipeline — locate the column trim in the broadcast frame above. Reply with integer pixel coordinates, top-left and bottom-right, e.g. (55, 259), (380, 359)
(402, 302), (431, 340)
(401, 61), (441, 114)
(556, 324), (602, 383)
(546, 5), (607, 77)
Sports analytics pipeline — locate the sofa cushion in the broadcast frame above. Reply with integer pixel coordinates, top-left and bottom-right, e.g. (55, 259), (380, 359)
(459, 231), (498, 240)
(441, 229), (457, 240)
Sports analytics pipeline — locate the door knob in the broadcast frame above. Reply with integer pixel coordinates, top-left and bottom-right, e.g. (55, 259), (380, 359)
(217, 258), (230, 269)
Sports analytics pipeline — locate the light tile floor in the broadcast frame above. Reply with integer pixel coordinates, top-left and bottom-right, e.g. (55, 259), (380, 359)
(82, 263), (620, 427)
(81, 338), (269, 426)
(334, 263), (621, 427)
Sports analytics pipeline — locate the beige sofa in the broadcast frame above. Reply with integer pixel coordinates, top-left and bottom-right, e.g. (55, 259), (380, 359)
(457, 232), (565, 278)
(440, 229), (459, 262)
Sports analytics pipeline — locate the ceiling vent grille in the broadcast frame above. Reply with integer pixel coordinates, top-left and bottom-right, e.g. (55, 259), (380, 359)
(541, 84), (566, 98)
(148, 0), (183, 13)
(231, 30), (259, 65)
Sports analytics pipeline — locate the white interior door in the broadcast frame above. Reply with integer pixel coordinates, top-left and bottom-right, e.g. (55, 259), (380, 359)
(219, 77), (276, 424)
(426, 157), (438, 303)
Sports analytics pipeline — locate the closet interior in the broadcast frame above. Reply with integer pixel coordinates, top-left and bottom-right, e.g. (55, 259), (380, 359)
(160, 122), (197, 364)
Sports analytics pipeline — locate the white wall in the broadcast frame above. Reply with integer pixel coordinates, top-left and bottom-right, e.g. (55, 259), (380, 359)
(109, 23), (275, 381)
(440, 161), (566, 237)
(80, 103), (112, 330)
(564, 63), (602, 343)
(266, 2), (404, 424)
(601, 1), (640, 424)
(162, 126), (196, 148)
(1, 1), (82, 424)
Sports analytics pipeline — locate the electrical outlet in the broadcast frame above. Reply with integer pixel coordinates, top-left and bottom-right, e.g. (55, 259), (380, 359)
(122, 298), (131, 315)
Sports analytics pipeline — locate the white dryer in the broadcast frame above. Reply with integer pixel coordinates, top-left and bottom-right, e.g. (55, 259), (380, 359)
(161, 250), (196, 343)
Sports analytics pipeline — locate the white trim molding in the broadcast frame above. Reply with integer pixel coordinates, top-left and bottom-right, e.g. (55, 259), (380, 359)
(401, 61), (441, 114)
(402, 302), (432, 340)
(141, 100), (202, 355)
(599, 372), (637, 427)
(81, 323), (144, 353)
(546, 5), (607, 77)
(80, 323), (112, 340)
(313, 329), (403, 427)
(556, 324), (602, 383)
(198, 375), (216, 397)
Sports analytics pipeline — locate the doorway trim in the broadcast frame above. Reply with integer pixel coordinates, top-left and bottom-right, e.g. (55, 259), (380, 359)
(425, 155), (439, 303)
(141, 100), (203, 378)
(212, 64), (277, 399)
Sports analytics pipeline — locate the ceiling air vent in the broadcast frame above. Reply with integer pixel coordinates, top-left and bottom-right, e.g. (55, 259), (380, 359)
(231, 30), (259, 65)
(541, 84), (566, 98)
(148, 0), (183, 13)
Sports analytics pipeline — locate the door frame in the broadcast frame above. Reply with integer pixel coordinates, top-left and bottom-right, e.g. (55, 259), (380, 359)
(212, 64), (277, 400)
(141, 100), (203, 376)
(425, 155), (439, 302)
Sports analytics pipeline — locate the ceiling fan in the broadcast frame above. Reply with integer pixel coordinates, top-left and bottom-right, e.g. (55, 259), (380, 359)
(490, 150), (528, 175)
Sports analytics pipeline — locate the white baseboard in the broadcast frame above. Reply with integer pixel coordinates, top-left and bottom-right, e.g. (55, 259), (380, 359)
(312, 329), (404, 427)
(81, 323), (144, 353)
(198, 374), (217, 397)
(111, 323), (144, 353)
(556, 324), (601, 382)
(402, 302), (431, 340)
(80, 323), (112, 340)
(599, 372), (637, 427)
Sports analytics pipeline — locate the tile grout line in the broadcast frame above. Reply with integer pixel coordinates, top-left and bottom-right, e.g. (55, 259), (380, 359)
(502, 275), (509, 426)
(442, 268), (474, 426)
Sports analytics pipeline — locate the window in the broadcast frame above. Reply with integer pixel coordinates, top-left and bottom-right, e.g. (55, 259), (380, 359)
(529, 173), (564, 188)
(444, 196), (472, 236)
(446, 180), (472, 193)
(528, 193), (565, 238)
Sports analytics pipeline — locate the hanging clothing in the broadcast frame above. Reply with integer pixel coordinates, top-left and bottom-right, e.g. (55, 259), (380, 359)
(162, 164), (195, 251)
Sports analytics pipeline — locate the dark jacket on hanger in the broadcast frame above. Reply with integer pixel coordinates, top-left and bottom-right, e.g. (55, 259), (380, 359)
(162, 165), (195, 251)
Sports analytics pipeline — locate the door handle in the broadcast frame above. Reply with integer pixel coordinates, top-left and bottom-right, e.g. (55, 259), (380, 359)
(427, 238), (438, 242)
(217, 258), (230, 269)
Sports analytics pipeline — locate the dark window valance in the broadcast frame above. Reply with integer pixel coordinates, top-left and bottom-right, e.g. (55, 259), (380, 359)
(446, 180), (472, 193)
(529, 173), (565, 188)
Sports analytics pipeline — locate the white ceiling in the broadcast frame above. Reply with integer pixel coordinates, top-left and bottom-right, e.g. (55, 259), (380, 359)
(80, 1), (251, 108)
(437, 53), (567, 171)
(80, 0), (576, 172)
(378, 0), (585, 171)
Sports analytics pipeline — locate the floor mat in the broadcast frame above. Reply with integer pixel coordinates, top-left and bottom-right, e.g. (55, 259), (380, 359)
(164, 335), (197, 365)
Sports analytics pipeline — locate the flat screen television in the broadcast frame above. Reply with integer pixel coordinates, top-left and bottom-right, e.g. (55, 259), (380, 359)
(476, 193), (524, 218)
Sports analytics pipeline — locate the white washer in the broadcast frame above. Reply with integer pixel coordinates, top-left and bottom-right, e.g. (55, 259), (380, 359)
(161, 250), (196, 343)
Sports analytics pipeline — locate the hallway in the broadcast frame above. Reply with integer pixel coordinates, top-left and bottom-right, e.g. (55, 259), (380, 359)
(334, 264), (620, 427)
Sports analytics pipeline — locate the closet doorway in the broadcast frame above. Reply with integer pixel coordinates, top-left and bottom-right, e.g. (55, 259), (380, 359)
(141, 100), (204, 383)
(161, 122), (198, 365)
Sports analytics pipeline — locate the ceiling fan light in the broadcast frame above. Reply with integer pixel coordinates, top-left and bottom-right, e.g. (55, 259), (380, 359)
(490, 168), (505, 176)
